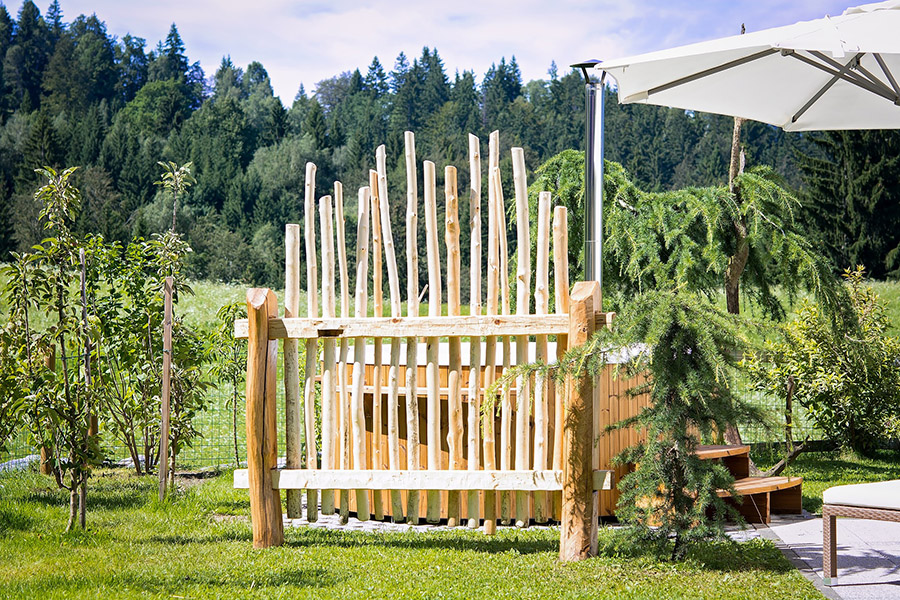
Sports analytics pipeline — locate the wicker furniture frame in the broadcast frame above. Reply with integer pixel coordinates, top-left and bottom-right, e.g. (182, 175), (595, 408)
(822, 503), (900, 586)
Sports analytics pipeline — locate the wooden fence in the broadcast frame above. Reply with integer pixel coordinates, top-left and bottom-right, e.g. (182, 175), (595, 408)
(233, 131), (650, 560)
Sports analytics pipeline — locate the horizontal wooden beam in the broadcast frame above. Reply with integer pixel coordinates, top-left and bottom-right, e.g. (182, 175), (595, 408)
(234, 469), (613, 492)
(234, 315), (571, 340)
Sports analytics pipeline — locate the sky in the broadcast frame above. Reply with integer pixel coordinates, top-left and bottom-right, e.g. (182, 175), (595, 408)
(31, 0), (853, 104)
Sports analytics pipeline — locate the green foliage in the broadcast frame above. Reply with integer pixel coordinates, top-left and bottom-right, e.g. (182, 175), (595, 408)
(745, 268), (900, 452)
(606, 291), (765, 559)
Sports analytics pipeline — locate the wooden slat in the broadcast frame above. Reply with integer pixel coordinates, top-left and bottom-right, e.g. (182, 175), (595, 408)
(283, 224), (303, 519)
(424, 159), (442, 524)
(404, 131), (421, 525)
(303, 163), (321, 521)
(235, 469), (613, 492)
(467, 133), (483, 529)
(234, 314), (569, 339)
(695, 445), (751, 460)
(533, 191), (551, 523)
(445, 165), (463, 527)
(512, 146), (531, 529)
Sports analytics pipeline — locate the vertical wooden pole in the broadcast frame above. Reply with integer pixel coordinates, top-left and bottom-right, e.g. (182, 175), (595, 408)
(423, 159), (442, 524)
(351, 186), (372, 522)
(246, 287), (284, 548)
(552, 206), (570, 520)
(467, 133), (482, 529)
(491, 145), (512, 525)
(370, 168), (385, 522)
(533, 192), (552, 523)
(482, 133), (500, 535)
(320, 195), (341, 524)
(377, 145), (405, 523)
(559, 281), (599, 562)
(335, 181), (353, 520)
(404, 132), (421, 524)
(303, 162), (321, 520)
(511, 147), (531, 529)
(445, 165), (463, 527)
(284, 224), (302, 519)
(79, 249), (93, 529)
(158, 276), (173, 502)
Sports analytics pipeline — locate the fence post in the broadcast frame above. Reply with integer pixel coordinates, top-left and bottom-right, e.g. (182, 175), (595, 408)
(246, 288), (284, 548)
(559, 280), (600, 562)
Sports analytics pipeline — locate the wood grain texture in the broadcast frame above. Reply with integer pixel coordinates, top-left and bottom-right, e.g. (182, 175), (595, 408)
(560, 281), (600, 562)
(245, 288), (283, 548)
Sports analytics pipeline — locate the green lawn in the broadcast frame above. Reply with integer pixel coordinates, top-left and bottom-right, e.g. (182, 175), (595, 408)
(0, 468), (823, 600)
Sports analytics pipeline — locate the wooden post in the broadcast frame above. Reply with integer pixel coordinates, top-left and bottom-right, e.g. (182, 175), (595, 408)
(552, 206), (570, 520)
(491, 147), (512, 525)
(158, 275), (173, 502)
(335, 181), (353, 521)
(284, 224), (302, 519)
(404, 132), (421, 524)
(303, 162), (321, 520)
(511, 147), (531, 529)
(533, 191), (552, 523)
(466, 133), (482, 529)
(377, 145), (405, 523)
(423, 159), (442, 524)
(320, 195), (342, 523)
(445, 165), (463, 527)
(246, 288), (284, 548)
(482, 133), (500, 535)
(559, 281), (600, 562)
(351, 186), (371, 521)
(370, 167), (385, 522)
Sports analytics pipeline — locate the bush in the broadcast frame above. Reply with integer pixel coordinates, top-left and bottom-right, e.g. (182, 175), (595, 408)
(745, 268), (900, 452)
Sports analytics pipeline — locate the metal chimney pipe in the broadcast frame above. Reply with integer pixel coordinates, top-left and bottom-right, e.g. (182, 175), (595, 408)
(583, 77), (604, 284)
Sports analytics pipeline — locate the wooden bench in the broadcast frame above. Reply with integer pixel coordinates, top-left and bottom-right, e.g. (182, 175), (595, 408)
(822, 480), (900, 586)
(696, 444), (803, 524)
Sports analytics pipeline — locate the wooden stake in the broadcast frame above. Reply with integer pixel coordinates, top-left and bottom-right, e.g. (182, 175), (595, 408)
(158, 276), (173, 502)
(246, 288), (284, 548)
(483, 132), (500, 535)
(404, 132), (421, 524)
(284, 224), (303, 519)
(370, 168), (385, 521)
(552, 206), (570, 520)
(423, 159), (442, 524)
(560, 281), (600, 562)
(335, 182), (353, 520)
(490, 138), (512, 524)
(533, 192), (552, 523)
(320, 195), (342, 523)
(445, 165), (463, 527)
(377, 145), (405, 523)
(511, 147), (531, 529)
(467, 133), (482, 529)
(351, 186), (371, 522)
(303, 162), (321, 520)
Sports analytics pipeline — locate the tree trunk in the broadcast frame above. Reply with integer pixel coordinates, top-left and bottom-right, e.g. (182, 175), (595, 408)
(66, 488), (78, 533)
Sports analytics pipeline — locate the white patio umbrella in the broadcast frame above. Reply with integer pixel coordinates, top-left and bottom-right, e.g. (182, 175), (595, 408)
(595, 0), (900, 131)
(576, 1), (900, 282)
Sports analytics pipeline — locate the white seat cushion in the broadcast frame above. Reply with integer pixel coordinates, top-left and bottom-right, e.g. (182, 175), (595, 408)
(823, 480), (900, 511)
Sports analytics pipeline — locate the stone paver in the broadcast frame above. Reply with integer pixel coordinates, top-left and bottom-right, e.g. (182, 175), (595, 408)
(767, 513), (900, 600)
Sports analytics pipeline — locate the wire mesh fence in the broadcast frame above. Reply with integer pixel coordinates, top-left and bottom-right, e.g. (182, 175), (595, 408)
(1, 354), (820, 469)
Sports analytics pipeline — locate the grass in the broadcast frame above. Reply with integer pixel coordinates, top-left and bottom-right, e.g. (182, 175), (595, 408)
(0, 468), (823, 600)
(753, 448), (900, 514)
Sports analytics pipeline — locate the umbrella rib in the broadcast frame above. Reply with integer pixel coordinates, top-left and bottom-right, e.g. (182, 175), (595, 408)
(646, 48), (778, 97)
(873, 53), (900, 99)
(788, 51), (897, 103)
(791, 71), (842, 124)
(808, 51), (898, 101)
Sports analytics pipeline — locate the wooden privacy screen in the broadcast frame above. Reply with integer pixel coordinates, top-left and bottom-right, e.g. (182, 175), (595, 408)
(233, 131), (650, 560)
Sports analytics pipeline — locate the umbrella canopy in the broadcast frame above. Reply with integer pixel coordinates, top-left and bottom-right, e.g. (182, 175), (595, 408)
(596, 1), (900, 131)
